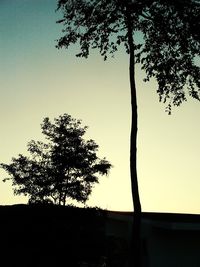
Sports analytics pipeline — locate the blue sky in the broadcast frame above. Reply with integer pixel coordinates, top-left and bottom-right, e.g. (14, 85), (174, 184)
(1, 0), (200, 213)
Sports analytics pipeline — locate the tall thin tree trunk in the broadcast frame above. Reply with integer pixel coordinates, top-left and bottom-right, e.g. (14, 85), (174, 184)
(63, 191), (67, 206)
(126, 8), (142, 267)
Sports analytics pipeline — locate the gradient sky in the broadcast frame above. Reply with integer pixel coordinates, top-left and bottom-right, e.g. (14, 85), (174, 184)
(1, 0), (200, 213)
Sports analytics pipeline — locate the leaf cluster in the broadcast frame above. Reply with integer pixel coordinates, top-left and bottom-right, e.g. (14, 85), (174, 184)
(136, 0), (200, 113)
(56, 0), (131, 60)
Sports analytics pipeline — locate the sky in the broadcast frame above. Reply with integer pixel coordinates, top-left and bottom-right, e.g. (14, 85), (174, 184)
(1, 0), (200, 213)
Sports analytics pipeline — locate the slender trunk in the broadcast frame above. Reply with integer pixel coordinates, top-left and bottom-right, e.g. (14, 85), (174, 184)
(59, 192), (62, 205)
(63, 191), (67, 206)
(128, 18), (141, 216)
(126, 7), (142, 267)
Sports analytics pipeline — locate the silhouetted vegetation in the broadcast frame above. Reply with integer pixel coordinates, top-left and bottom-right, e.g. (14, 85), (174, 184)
(1, 114), (111, 206)
(56, 1), (200, 266)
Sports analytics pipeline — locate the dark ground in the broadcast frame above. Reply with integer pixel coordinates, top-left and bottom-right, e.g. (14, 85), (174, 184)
(0, 204), (107, 267)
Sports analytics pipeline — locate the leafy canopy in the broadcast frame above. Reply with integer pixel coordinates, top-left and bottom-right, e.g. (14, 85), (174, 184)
(56, 0), (200, 113)
(1, 114), (111, 205)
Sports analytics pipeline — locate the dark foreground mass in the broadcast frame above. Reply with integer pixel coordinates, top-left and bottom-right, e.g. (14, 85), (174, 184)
(0, 204), (107, 267)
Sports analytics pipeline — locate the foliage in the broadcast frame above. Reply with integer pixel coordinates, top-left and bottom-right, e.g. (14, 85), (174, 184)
(1, 114), (111, 205)
(56, 0), (200, 114)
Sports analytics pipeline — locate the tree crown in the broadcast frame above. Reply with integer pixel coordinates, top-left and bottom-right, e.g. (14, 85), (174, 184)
(1, 114), (112, 205)
(56, 0), (200, 113)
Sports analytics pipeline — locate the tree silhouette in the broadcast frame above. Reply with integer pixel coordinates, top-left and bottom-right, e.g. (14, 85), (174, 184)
(1, 114), (111, 206)
(55, 0), (200, 266)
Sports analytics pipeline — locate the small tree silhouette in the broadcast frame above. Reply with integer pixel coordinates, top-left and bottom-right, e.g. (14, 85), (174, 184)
(1, 114), (112, 205)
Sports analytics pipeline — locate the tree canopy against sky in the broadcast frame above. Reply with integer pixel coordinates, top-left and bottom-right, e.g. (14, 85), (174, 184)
(56, 0), (200, 110)
(1, 114), (111, 206)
